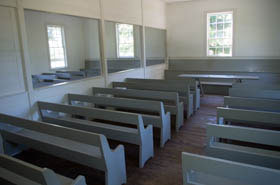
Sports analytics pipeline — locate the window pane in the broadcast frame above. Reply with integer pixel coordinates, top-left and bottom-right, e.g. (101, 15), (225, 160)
(210, 16), (216, 23)
(47, 25), (67, 69)
(207, 12), (233, 57)
(117, 23), (134, 58)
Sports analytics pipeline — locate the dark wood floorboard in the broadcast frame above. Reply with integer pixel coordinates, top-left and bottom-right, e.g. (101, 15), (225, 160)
(14, 95), (223, 185)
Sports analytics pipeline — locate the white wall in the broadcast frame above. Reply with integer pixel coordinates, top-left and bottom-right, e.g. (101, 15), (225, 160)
(143, 0), (166, 29)
(167, 0), (280, 58)
(22, 0), (101, 19)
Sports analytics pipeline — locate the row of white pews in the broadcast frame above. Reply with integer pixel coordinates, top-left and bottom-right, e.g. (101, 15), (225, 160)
(125, 78), (201, 111)
(1, 79), (191, 185)
(37, 101), (154, 168)
(112, 81), (194, 119)
(92, 87), (184, 132)
(182, 82), (280, 185)
(0, 154), (87, 185)
(0, 113), (126, 185)
(67, 93), (171, 148)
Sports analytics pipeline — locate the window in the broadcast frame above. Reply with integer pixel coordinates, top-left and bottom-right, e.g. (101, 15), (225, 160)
(116, 23), (134, 58)
(46, 25), (67, 69)
(207, 11), (233, 57)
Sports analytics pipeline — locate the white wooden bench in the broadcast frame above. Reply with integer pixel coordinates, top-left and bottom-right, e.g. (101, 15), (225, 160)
(0, 154), (87, 185)
(0, 113), (126, 185)
(37, 101), (154, 168)
(206, 123), (280, 170)
(125, 78), (200, 111)
(68, 93), (170, 148)
(182, 152), (280, 185)
(232, 83), (280, 90)
(229, 88), (280, 99)
(92, 87), (184, 132)
(112, 81), (194, 119)
(224, 96), (280, 112)
(217, 107), (280, 128)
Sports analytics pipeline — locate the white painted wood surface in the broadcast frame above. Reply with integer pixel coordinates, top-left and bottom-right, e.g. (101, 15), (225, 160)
(229, 88), (280, 99)
(125, 78), (200, 111)
(182, 152), (280, 185)
(178, 74), (259, 80)
(37, 101), (154, 168)
(68, 93), (170, 147)
(217, 107), (280, 127)
(224, 96), (280, 112)
(0, 154), (87, 185)
(112, 81), (193, 119)
(206, 123), (280, 170)
(92, 87), (184, 132)
(0, 113), (126, 185)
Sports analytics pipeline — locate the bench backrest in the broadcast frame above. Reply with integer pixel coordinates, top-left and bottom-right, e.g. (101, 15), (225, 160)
(92, 87), (179, 106)
(217, 107), (280, 126)
(0, 113), (109, 169)
(232, 83), (280, 90)
(68, 94), (165, 116)
(125, 78), (198, 90)
(112, 82), (190, 97)
(229, 88), (280, 99)
(182, 152), (280, 185)
(224, 96), (280, 112)
(37, 101), (145, 131)
(0, 154), (61, 185)
(207, 123), (280, 148)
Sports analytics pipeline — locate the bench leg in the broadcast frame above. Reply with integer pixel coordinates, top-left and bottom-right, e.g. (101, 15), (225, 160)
(160, 112), (171, 148)
(105, 145), (127, 185)
(139, 125), (154, 168)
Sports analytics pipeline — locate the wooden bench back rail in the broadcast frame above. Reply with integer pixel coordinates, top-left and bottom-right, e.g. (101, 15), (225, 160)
(0, 154), (87, 185)
(112, 82), (191, 96)
(125, 78), (198, 90)
(207, 124), (280, 147)
(92, 87), (184, 132)
(224, 96), (280, 112)
(0, 113), (102, 148)
(182, 152), (280, 185)
(232, 83), (280, 90)
(112, 82), (193, 119)
(217, 107), (280, 127)
(229, 88), (280, 99)
(37, 101), (154, 168)
(68, 93), (170, 148)
(206, 124), (280, 170)
(125, 78), (200, 110)
(37, 101), (145, 131)
(68, 93), (164, 115)
(0, 113), (127, 185)
(92, 87), (179, 104)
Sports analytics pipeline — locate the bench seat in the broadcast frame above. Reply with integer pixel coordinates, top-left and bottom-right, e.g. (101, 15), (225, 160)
(38, 101), (154, 168)
(0, 154), (87, 185)
(200, 81), (233, 86)
(0, 113), (126, 185)
(182, 152), (280, 185)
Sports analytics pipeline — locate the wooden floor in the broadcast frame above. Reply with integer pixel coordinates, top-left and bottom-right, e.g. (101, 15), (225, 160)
(15, 95), (223, 185)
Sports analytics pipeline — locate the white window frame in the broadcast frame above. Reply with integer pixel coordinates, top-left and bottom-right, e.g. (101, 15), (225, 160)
(116, 23), (135, 58)
(206, 11), (234, 57)
(46, 24), (68, 70)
